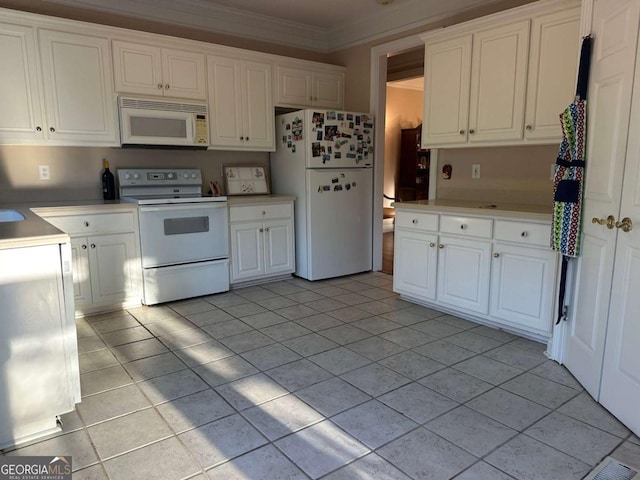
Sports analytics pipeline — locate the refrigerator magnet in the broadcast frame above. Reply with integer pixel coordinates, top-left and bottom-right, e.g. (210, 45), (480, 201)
(334, 152), (341, 159)
(337, 113), (344, 121)
(352, 181), (357, 187)
(340, 173), (345, 178)
(323, 185), (331, 191)
(317, 131), (322, 141)
(322, 154), (330, 164)
(286, 123), (291, 130)
(347, 113), (353, 121)
(331, 177), (339, 183)
(334, 184), (343, 191)
(345, 183), (351, 190)
(312, 142), (321, 157)
(347, 153), (356, 159)
(355, 116), (361, 125)
(327, 146), (332, 154)
(324, 125), (337, 140)
(327, 111), (336, 120)
(318, 185), (322, 193)
(312, 112), (324, 126)
(292, 145), (296, 153)
(292, 117), (303, 140)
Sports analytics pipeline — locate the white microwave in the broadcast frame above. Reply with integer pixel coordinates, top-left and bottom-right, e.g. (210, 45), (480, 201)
(118, 96), (209, 148)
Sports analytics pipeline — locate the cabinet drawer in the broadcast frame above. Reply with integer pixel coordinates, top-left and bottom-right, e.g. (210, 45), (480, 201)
(44, 212), (135, 235)
(230, 203), (292, 222)
(494, 220), (550, 247)
(440, 215), (492, 238)
(395, 211), (439, 232)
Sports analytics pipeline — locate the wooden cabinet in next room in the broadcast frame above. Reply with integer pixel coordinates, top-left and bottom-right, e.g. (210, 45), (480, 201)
(397, 125), (430, 201)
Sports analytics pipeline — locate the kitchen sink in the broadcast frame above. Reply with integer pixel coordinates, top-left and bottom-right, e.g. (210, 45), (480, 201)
(0, 209), (25, 222)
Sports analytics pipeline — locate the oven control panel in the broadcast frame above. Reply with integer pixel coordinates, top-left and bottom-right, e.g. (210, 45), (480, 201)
(118, 168), (202, 187)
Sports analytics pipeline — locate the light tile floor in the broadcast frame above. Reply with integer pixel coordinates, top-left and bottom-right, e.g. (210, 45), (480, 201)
(3, 272), (639, 479)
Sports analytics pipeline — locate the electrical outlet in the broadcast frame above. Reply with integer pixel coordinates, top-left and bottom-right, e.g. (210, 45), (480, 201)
(472, 164), (481, 179)
(550, 164), (556, 181)
(38, 164), (50, 180)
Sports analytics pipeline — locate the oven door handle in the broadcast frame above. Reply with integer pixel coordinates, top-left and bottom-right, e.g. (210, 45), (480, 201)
(139, 203), (226, 213)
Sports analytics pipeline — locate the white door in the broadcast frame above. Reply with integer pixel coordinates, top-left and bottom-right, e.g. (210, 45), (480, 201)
(437, 235), (492, 314)
(564, 0), (640, 397)
(490, 243), (558, 335)
(161, 48), (206, 100)
(70, 236), (92, 307)
(230, 222), (264, 281)
(207, 55), (243, 147)
(306, 168), (373, 280)
(468, 20), (530, 143)
(90, 233), (137, 306)
(524, 7), (581, 141)
(242, 60), (274, 150)
(275, 66), (312, 107)
(112, 41), (163, 97)
(422, 34), (472, 145)
(393, 230), (438, 301)
(0, 21), (44, 142)
(38, 29), (117, 145)
(264, 219), (295, 275)
(599, 28), (640, 433)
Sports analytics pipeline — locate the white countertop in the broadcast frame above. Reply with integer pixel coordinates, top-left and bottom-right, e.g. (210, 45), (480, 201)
(393, 199), (552, 222)
(0, 200), (136, 250)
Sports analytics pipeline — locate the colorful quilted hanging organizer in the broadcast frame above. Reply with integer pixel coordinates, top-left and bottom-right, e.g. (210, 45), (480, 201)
(551, 35), (592, 324)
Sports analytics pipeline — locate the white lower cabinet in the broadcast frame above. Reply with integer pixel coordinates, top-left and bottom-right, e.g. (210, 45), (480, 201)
(393, 230), (438, 301)
(490, 242), (558, 335)
(393, 209), (560, 340)
(229, 201), (295, 284)
(437, 235), (492, 314)
(37, 208), (142, 315)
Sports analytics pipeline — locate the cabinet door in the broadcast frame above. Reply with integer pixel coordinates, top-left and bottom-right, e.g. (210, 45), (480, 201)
(207, 55), (243, 147)
(312, 71), (344, 109)
(70, 236), (92, 307)
(423, 34), (472, 146)
(275, 65), (312, 107)
(524, 8), (580, 141)
(112, 41), (163, 97)
(437, 235), (491, 314)
(468, 21), (530, 143)
(38, 30), (117, 145)
(263, 219), (295, 276)
(230, 222), (264, 282)
(490, 243), (558, 334)
(161, 48), (206, 100)
(393, 230), (438, 301)
(242, 60), (274, 150)
(88, 233), (138, 306)
(0, 22), (44, 142)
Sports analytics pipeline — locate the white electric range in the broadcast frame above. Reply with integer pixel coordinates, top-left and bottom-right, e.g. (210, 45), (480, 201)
(118, 168), (229, 305)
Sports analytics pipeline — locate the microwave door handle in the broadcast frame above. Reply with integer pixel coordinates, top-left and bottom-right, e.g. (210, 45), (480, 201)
(191, 116), (195, 141)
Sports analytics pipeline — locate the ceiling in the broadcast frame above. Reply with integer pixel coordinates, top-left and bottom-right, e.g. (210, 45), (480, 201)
(44, 0), (502, 52)
(388, 77), (424, 91)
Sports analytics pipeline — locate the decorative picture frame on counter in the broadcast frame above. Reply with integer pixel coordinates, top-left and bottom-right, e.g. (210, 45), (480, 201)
(223, 165), (270, 195)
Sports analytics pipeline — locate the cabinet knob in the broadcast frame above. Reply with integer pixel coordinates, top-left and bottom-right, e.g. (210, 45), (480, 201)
(36, 126), (42, 132)
(81, 244), (87, 249)
(262, 211), (266, 215)
(246, 137), (249, 141)
(429, 242), (436, 247)
(459, 130), (465, 135)
(265, 227), (270, 232)
(469, 129), (475, 134)
(439, 244), (444, 249)
(240, 136), (244, 141)
(521, 231), (528, 237)
(309, 96), (313, 101)
(49, 127), (55, 133)
(460, 224), (467, 230)
(493, 252), (500, 258)
(259, 228), (264, 232)
(157, 83), (163, 89)
(165, 84), (170, 90)
(412, 219), (418, 224)
(525, 124), (532, 131)
(90, 244), (96, 249)
(83, 221), (90, 227)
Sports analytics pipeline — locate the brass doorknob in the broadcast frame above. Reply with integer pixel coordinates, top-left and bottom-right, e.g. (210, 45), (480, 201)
(615, 217), (633, 232)
(493, 252), (500, 258)
(592, 215), (615, 229)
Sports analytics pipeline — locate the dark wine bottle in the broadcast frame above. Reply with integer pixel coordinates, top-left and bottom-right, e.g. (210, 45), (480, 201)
(102, 159), (116, 200)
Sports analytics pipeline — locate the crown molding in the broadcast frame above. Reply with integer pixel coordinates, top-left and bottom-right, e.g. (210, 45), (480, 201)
(42, 0), (505, 53)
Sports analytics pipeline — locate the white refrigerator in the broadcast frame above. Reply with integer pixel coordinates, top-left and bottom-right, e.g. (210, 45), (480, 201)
(270, 109), (374, 281)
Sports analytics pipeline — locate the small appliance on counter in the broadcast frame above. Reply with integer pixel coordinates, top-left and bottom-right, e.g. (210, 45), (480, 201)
(118, 168), (229, 304)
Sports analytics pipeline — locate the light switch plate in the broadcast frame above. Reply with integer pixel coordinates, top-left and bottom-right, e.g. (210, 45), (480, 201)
(472, 164), (480, 179)
(38, 164), (50, 180)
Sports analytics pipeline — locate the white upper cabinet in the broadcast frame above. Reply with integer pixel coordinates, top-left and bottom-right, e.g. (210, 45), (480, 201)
(38, 29), (118, 145)
(468, 20), (530, 143)
(275, 63), (345, 110)
(207, 54), (274, 151)
(524, 7), (581, 140)
(0, 22), (44, 142)
(421, 0), (581, 148)
(112, 41), (206, 100)
(423, 34), (472, 145)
